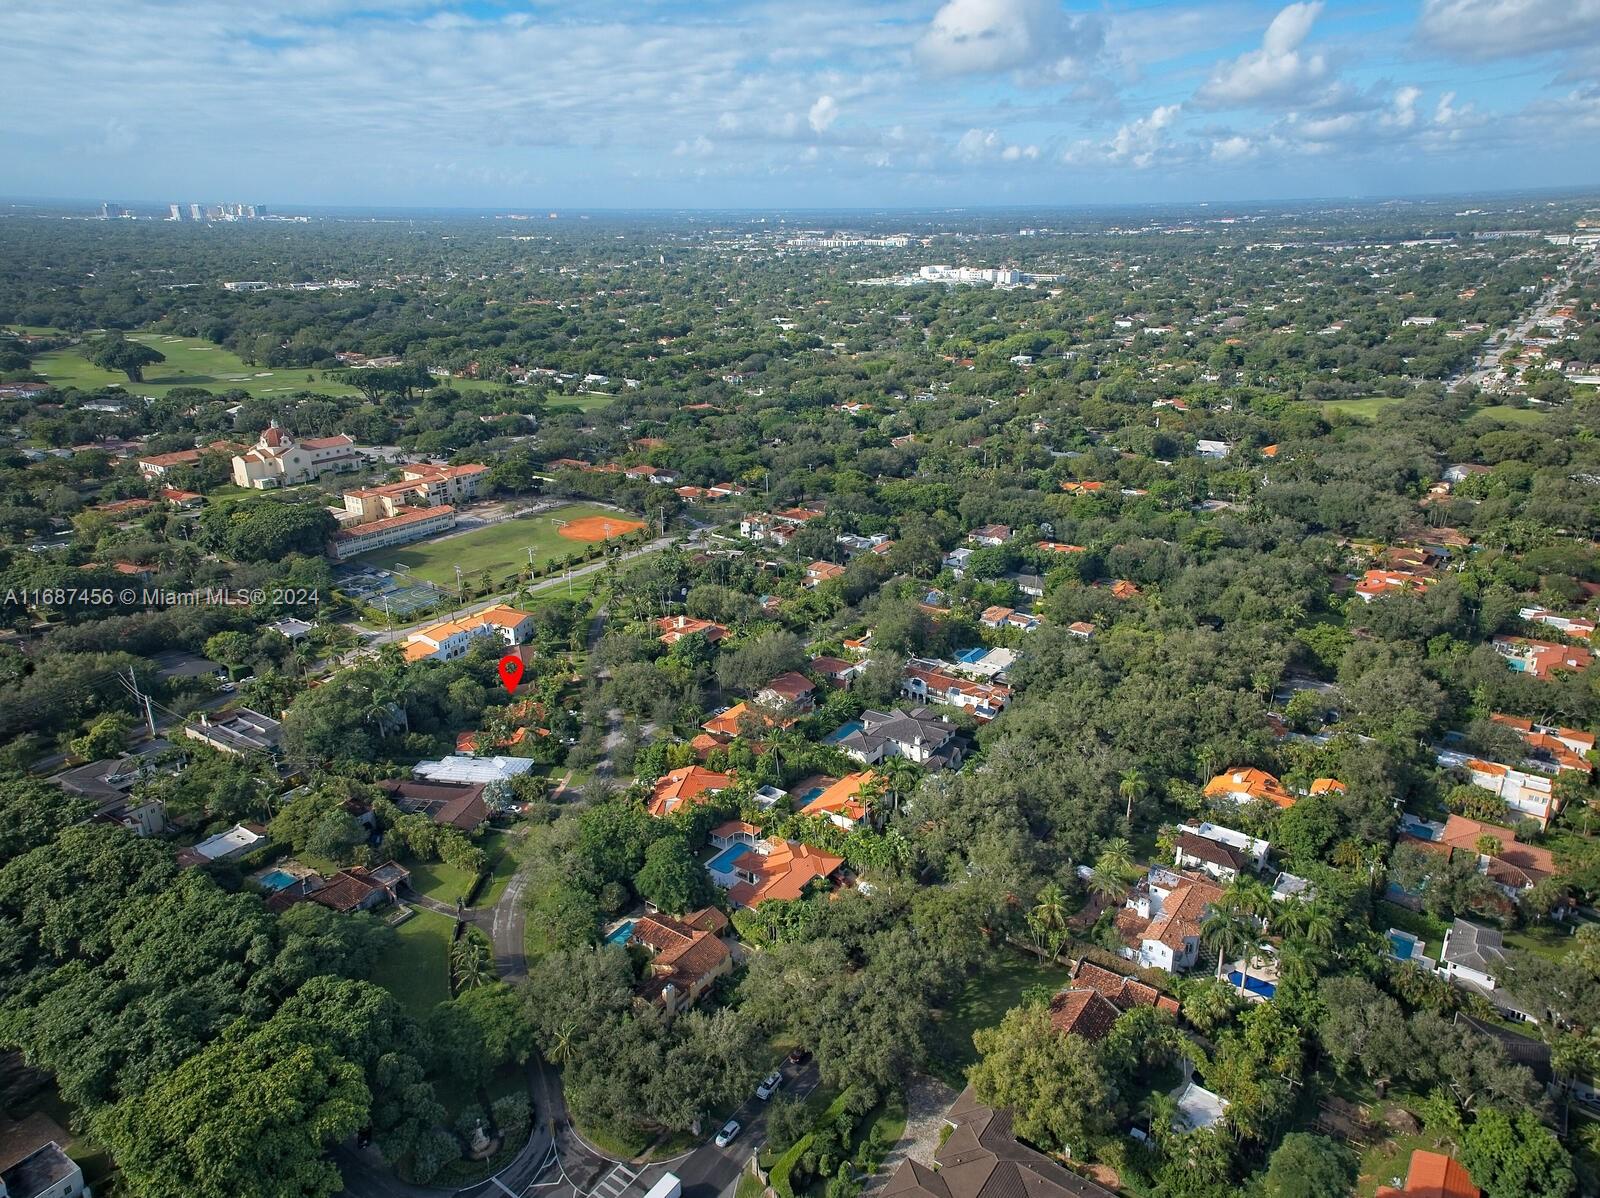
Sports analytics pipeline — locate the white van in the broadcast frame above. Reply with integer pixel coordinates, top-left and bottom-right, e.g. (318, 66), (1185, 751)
(642, 1174), (682, 1198)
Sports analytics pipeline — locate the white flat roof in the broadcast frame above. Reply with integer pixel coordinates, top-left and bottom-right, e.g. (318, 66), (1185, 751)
(191, 823), (265, 860)
(413, 754), (535, 784)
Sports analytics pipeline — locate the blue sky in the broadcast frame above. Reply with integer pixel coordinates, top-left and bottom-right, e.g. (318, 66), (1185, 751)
(4, 0), (1598, 209)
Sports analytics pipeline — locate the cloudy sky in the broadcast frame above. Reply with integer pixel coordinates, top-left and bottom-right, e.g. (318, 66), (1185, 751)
(4, 0), (1598, 209)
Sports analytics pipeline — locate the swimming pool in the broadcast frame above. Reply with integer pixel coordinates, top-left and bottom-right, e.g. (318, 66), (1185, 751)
(825, 721), (864, 745)
(1225, 972), (1277, 998)
(796, 785), (826, 805)
(259, 869), (297, 892)
(955, 647), (987, 664)
(605, 920), (636, 946)
(708, 842), (757, 874)
(1388, 931), (1417, 960)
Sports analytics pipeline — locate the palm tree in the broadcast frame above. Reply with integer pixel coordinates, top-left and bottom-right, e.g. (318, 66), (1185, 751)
(1030, 883), (1070, 961)
(1096, 836), (1135, 881)
(547, 1019), (579, 1065)
(1223, 875), (1275, 929)
(1201, 909), (1255, 990)
(1118, 767), (1147, 825)
(451, 936), (493, 992)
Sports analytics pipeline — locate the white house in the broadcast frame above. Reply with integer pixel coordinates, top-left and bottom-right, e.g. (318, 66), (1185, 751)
(1438, 918), (1507, 992)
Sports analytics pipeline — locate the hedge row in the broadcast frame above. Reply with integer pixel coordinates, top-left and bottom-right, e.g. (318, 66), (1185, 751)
(769, 1088), (855, 1198)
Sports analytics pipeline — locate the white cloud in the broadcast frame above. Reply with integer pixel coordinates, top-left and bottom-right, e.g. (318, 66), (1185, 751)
(1210, 134), (1255, 162)
(1194, 2), (1329, 109)
(1416, 0), (1600, 61)
(673, 135), (715, 159)
(808, 94), (840, 134)
(916, 0), (1104, 78)
(955, 127), (1039, 162)
(1106, 103), (1181, 168)
(1381, 86), (1422, 129)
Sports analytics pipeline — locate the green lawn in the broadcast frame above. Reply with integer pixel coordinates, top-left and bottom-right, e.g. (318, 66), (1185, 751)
(31, 333), (365, 398)
(1474, 404), (1547, 425)
(545, 392), (619, 412)
(927, 952), (1072, 1084)
(1356, 1099), (1452, 1197)
(408, 856), (484, 907)
(371, 908), (454, 1019)
(1503, 920), (1582, 961)
(1374, 900), (1448, 947)
(351, 503), (642, 586)
(1316, 396), (1404, 420)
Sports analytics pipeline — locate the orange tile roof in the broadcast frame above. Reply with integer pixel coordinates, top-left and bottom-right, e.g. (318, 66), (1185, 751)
(656, 615), (728, 645)
(801, 771), (877, 824)
(648, 766), (734, 818)
(1374, 1150), (1479, 1198)
(701, 702), (794, 739)
(1308, 777), (1346, 795)
(1146, 875), (1224, 950)
(725, 838), (845, 907)
(1048, 989), (1121, 1041)
(1204, 767), (1295, 808)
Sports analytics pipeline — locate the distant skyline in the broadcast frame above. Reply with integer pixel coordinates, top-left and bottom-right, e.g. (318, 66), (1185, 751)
(5, 1), (1599, 210)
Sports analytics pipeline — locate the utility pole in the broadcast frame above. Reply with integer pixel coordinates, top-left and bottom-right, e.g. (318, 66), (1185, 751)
(126, 667), (157, 738)
(453, 565), (465, 613)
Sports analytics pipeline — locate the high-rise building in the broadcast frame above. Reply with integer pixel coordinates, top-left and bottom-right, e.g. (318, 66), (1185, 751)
(168, 204), (183, 221)
(189, 203), (203, 221)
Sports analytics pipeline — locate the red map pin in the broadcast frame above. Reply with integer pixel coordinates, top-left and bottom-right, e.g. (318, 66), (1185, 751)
(497, 655), (524, 694)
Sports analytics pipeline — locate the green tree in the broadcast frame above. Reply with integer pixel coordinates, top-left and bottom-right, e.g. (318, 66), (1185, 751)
(634, 833), (712, 914)
(969, 1004), (1115, 1157)
(1459, 1106), (1575, 1198)
(1263, 1131), (1357, 1198)
(88, 331), (165, 382)
(92, 1019), (368, 1198)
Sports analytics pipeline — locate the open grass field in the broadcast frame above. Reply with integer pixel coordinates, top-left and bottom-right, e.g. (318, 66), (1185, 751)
(1473, 404), (1548, 425)
(370, 907), (453, 1019)
(407, 854), (485, 907)
(351, 502), (642, 585)
(1316, 396), (1405, 419)
(927, 951), (1071, 1084)
(546, 391), (618, 412)
(31, 333), (365, 398)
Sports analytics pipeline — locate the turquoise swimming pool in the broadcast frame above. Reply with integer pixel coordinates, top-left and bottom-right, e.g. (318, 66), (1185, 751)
(259, 869), (297, 892)
(605, 920), (636, 945)
(825, 721), (863, 745)
(708, 843), (756, 873)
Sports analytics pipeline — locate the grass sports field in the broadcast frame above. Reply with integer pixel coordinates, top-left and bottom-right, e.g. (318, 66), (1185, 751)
(1473, 403), (1547, 425)
(31, 333), (364, 398)
(351, 503), (645, 585)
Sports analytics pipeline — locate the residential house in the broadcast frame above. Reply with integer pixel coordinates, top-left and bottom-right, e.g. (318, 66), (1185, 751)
(809, 655), (860, 689)
(1424, 813), (1557, 898)
(1519, 607), (1597, 639)
(1195, 439), (1232, 460)
(1375, 1150), (1479, 1198)
(309, 863), (409, 914)
(137, 439), (243, 479)
(402, 603), (535, 662)
(626, 908), (733, 1016)
(901, 658), (1010, 719)
(1355, 568), (1432, 602)
(232, 423), (360, 488)
(1492, 636), (1593, 679)
(377, 778), (490, 830)
(411, 754), (534, 787)
(1067, 621), (1096, 638)
(1006, 571), (1046, 598)
(0, 1134), (84, 1198)
(1203, 767), (1295, 809)
(1434, 747), (1560, 829)
(1490, 713), (1594, 774)
(1120, 867), (1225, 973)
(656, 615), (729, 646)
(1049, 961), (1180, 1040)
(699, 701), (795, 744)
(648, 766), (733, 818)
(803, 560), (846, 588)
(706, 821), (846, 907)
(1170, 1080), (1229, 1131)
(978, 606), (1041, 632)
(52, 749), (170, 837)
(757, 672), (817, 712)
(1174, 821), (1269, 882)
(880, 1087), (1117, 1198)
(968, 524), (1012, 547)
(1438, 919), (1507, 992)
(176, 822), (268, 868)
(801, 771), (880, 830)
(836, 707), (964, 770)
(183, 708), (282, 758)
(1036, 541), (1086, 554)
(942, 547), (974, 576)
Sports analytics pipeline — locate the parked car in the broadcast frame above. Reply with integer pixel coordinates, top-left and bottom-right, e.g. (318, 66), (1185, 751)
(756, 1070), (783, 1100)
(714, 1120), (741, 1148)
(787, 1048), (812, 1066)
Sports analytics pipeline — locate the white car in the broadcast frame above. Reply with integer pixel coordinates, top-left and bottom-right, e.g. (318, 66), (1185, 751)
(756, 1071), (783, 1100)
(714, 1120), (741, 1148)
